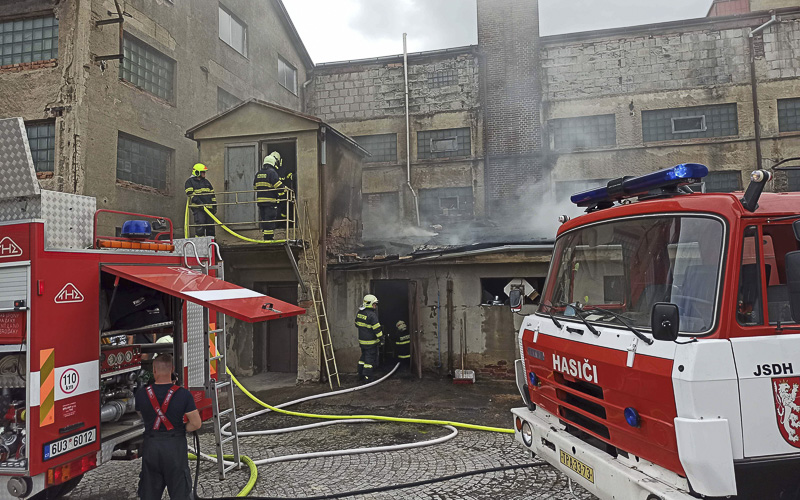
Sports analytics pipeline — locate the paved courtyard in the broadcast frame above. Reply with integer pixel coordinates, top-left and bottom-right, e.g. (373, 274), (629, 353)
(68, 374), (593, 499)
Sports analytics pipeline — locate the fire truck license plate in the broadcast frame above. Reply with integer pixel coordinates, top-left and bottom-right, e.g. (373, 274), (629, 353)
(43, 428), (96, 461)
(559, 449), (595, 483)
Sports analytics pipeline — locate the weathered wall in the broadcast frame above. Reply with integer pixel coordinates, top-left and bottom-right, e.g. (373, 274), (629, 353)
(328, 252), (551, 379)
(477, 0), (544, 217)
(324, 135), (363, 255)
(542, 12), (800, 190)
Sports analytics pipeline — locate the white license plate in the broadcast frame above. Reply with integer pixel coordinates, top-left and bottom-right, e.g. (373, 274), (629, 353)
(43, 428), (96, 461)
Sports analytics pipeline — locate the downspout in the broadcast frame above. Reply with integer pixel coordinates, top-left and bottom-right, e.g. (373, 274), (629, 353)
(403, 33), (421, 226)
(749, 14), (779, 170)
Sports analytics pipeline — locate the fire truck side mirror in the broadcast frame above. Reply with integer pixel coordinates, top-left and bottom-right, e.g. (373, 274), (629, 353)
(785, 251), (800, 323)
(793, 219), (800, 242)
(651, 302), (679, 342)
(509, 289), (523, 313)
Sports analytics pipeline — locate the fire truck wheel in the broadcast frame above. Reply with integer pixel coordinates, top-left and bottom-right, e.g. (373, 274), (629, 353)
(29, 475), (83, 500)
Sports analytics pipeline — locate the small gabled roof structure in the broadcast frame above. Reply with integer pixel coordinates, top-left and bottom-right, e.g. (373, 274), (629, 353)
(185, 98), (370, 157)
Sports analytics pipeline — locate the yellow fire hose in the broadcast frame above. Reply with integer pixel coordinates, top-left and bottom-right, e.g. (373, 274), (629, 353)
(188, 452), (257, 497)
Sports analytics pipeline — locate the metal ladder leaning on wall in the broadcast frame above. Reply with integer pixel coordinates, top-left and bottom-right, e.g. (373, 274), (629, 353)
(182, 241), (241, 479)
(300, 201), (341, 389)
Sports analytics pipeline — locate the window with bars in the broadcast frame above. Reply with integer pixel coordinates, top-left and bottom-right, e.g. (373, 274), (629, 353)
(219, 4), (247, 56)
(278, 57), (297, 94)
(777, 98), (800, 133)
(353, 134), (397, 163)
(429, 69), (458, 88)
(642, 104), (738, 142)
(120, 34), (175, 102)
(549, 115), (616, 151)
(417, 128), (471, 159)
(116, 133), (171, 191)
(0, 15), (58, 67)
(420, 187), (474, 223)
(217, 87), (240, 113)
(25, 121), (55, 173)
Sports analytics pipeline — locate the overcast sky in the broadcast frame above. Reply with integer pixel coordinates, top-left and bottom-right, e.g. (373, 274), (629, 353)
(283, 0), (715, 64)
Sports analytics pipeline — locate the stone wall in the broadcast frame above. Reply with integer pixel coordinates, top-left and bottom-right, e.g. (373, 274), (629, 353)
(309, 49), (480, 123)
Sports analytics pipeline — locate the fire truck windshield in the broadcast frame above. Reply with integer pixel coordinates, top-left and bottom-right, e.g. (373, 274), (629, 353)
(539, 215), (725, 335)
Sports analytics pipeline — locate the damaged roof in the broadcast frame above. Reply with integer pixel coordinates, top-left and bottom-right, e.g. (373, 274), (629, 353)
(185, 98), (370, 157)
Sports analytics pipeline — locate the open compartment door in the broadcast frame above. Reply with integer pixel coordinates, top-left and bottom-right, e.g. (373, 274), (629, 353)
(101, 265), (305, 321)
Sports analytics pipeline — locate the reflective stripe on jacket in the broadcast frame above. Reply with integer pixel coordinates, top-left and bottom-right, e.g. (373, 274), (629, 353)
(355, 308), (383, 345)
(254, 166), (283, 204)
(185, 176), (217, 208)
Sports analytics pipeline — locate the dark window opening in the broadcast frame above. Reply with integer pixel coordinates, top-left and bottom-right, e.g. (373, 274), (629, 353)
(672, 116), (706, 134)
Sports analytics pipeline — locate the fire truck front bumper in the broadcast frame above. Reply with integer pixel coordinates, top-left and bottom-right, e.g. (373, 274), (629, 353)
(511, 407), (695, 500)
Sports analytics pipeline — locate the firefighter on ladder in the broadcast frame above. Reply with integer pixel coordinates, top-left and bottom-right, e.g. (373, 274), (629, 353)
(185, 163), (217, 237)
(254, 155), (283, 241)
(135, 354), (202, 500)
(355, 294), (383, 382)
(395, 320), (411, 374)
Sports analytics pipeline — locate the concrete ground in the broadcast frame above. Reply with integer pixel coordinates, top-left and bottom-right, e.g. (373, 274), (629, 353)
(68, 370), (594, 499)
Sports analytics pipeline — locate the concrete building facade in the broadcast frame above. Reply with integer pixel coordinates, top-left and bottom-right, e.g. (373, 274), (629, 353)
(0, 0), (312, 235)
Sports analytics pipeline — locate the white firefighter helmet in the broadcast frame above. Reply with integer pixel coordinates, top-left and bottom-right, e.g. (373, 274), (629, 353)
(362, 294), (379, 309)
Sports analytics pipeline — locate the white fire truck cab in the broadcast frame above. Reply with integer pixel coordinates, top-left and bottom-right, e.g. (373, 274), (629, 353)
(512, 164), (800, 500)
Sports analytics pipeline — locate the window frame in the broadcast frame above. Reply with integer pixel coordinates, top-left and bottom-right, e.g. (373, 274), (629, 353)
(277, 56), (297, 95)
(549, 114), (617, 152)
(671, 115), (707, 134)
(218, 4), (247, 57)
(353, 133), (398, 164)
(120, 33), (176, 103)
(24, 120), (56, 174)
(417, 128), (471, 160)
(0, 15), (59, 67)
(777, 97), (800, 133)
(115, 132), (172, 192)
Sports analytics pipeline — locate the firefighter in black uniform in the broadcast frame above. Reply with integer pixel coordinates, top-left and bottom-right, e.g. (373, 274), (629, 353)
(184, 163), (217, 237)
(135, 354), (201, 500)
(253, 155), (283, 241)
(270, 152), (294, 226)
(395, 320), (411, 372)
(355, 294), (383, 381)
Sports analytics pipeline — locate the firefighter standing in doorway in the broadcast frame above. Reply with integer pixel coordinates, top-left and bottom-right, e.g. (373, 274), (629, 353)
(270, 151), (294, 226)
(135, 354), (202, 500)
(184, 163), (217, 237)
(355, 294), (383, 382)
(254, 155), (283, 241)
(395, 320), (411, 373)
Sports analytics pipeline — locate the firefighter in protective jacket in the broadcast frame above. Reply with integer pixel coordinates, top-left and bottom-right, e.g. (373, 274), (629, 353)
(355, 294), (383, 381)
(185, 163), (217, 237)
(395, 320), (411, 371)
(253, 155), (283, 241)
(270, 151), (294, 226)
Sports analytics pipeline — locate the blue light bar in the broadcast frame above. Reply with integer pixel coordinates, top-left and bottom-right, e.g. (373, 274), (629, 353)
(570, 163), (709, 208)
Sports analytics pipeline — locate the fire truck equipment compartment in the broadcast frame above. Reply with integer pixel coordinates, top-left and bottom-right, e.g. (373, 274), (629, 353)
(100, 265), (305, 322)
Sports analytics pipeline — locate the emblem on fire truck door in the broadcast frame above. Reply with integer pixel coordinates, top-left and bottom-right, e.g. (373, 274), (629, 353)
(54, 283), (84, 304)
(0, 237), (22, 258)
(773, 377), (800, 447)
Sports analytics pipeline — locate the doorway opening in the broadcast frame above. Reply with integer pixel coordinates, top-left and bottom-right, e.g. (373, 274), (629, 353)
(253, 282), (298, 375)
(261, 140), (297, 227)
(371, 280), (410, 368)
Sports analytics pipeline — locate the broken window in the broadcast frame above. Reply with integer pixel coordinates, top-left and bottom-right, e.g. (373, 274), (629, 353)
(417, 128), (471, 159)
(778, 97), (800, 133)
(121, 34), (175, 102)
(219, 4), (247, 56)
(0, 15), (58, 67)
(278, 57), (297, 94)
(25, 121), (55, 173)
(354, 134), (397, 163)
(549, 114), (616, 151)
(116, 133), (171, 191)
(217, 87), (241, 113)
(419, 187), (473, 223)
(642, 104), (738, 142)
(429, 69), (458, 88)
(480, 278), (544, 306)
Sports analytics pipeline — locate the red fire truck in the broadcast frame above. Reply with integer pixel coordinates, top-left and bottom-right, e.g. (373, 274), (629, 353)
(512, 164), (800, 499)
(0, 118), (304, 499)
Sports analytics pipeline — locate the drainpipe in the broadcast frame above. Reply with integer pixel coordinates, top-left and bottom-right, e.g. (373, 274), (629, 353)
(749, 13), (779, 170)
(403, 33), (421, 226)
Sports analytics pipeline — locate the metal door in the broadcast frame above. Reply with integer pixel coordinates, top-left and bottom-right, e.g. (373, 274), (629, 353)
(409, 280), (422, 379)
(224, 144), (258, 227)
(254, 283), (298, 373)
